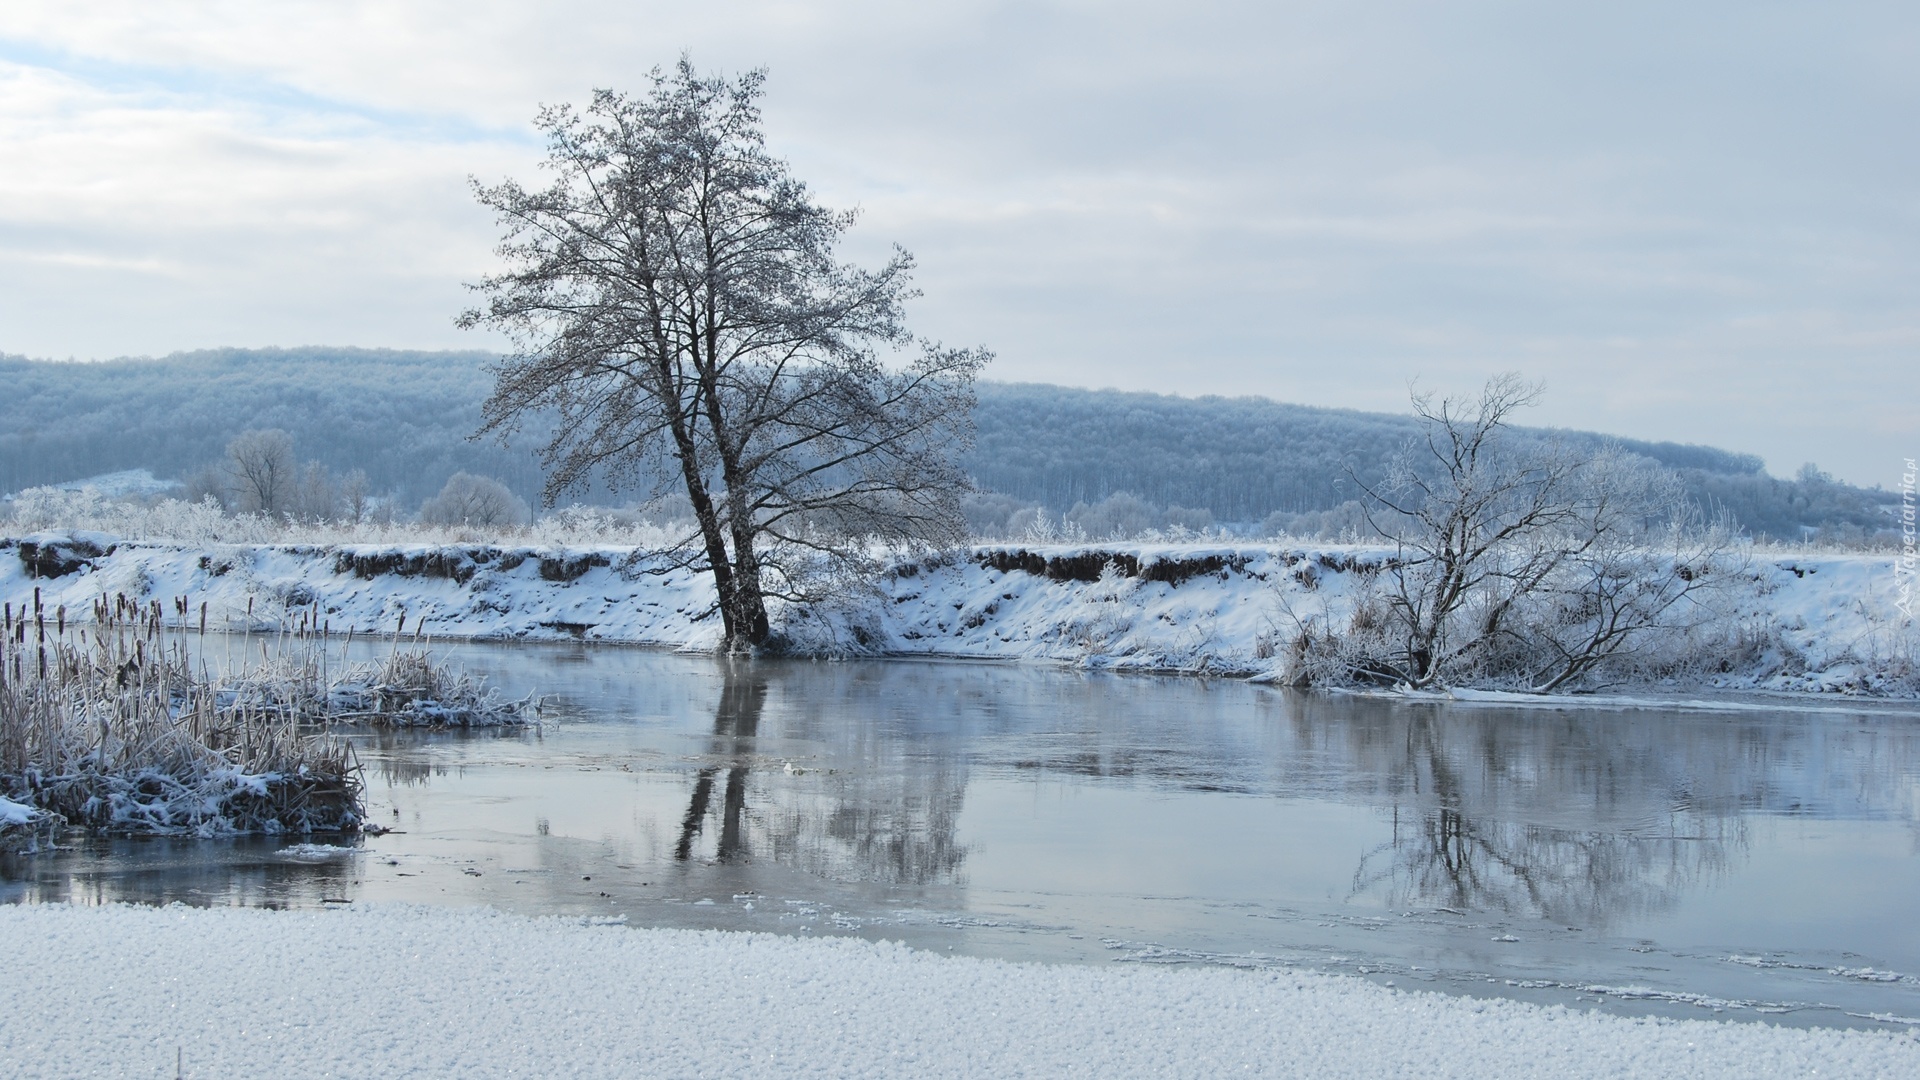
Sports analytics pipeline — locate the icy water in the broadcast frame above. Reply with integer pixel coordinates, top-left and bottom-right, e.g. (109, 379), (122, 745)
(6, 642), (1920, 1031)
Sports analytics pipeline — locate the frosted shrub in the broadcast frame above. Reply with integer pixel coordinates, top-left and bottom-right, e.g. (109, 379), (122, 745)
(525, 505), (690, 548)
(5, 488), (273, 545)
(417, 472), (530, 529)
(1011, 509), (1087, 545)
(9, 486), (117, 533)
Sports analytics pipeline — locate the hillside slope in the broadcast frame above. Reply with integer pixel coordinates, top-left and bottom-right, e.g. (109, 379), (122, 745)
(1, 349), (1891, 539)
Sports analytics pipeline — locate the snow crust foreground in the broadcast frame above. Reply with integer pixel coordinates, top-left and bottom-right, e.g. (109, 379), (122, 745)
(3, 904), (1916, 1079)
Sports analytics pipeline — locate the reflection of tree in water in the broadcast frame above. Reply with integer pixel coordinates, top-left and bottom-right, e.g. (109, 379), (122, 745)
(802, 765), (967, 886)
(672, 666), (967, 886)
(675, 675), (764, 862)
(1349, 711), (1745, 926)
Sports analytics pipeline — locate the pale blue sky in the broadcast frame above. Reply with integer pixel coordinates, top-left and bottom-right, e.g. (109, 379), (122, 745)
(1, 1), (1913, 485)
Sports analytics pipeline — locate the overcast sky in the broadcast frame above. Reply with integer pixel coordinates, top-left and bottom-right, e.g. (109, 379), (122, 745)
(2, 1), (1914, 485)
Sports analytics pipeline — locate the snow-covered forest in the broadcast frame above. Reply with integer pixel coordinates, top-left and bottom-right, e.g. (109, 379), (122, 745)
(0, 348), (1896, 543)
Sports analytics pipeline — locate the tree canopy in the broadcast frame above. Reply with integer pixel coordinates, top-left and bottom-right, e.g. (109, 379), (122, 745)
(462, 62), (986, 648)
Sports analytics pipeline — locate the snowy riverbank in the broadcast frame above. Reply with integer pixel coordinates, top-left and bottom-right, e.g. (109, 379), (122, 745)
(3, 902), (1915, 1079)
(2, 534), (1914, 695)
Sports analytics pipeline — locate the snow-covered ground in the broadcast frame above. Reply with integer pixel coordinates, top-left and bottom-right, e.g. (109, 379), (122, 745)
(2, 534), (1914, 695)
(2, 902), (1914, 1079)
(7, 468), (182, 500)
(0, 797), (59, 853)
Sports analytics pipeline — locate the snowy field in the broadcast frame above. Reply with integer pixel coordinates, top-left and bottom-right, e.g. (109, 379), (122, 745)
(4, 902), (1916, 1079)
(3, 534), (1913, 694)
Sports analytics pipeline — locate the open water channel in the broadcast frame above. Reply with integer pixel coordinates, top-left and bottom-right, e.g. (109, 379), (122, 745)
(5, 641), (1919, 1030)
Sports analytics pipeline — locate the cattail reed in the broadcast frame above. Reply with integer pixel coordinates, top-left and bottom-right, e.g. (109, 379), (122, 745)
(1, 591), (363, 837)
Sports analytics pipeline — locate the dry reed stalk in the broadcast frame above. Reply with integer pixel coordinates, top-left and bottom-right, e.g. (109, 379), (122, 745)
(1, 590), (530, 845)
(1, 592), (362, 839)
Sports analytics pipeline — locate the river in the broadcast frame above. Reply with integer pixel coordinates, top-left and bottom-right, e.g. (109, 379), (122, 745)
(6, 641), (1918, 1030)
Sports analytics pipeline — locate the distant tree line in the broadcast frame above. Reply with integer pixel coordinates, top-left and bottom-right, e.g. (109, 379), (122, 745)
(0, 348), (550, 509)
(967, 383), (1889, 541)
(0, 348), (1898, 542)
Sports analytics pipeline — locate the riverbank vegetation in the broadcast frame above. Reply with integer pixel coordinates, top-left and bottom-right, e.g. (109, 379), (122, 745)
(0, 588), (527, 848)
(1, 359), (1909, 695)
(1295, 376), (1738, 692)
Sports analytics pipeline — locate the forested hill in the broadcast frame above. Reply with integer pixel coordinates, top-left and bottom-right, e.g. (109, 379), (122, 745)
(972, 383), (1769, 519)
(0, 348), (547, 507)
(0, 348), (1891, 539)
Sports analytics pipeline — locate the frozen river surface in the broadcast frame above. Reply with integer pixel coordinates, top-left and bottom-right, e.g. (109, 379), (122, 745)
(6, 642), (1918, 1030)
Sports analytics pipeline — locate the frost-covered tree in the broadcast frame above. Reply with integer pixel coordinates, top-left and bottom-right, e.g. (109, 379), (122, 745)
(224, 429), (296, 516)
(338, 469), (372, 525)
(181, 462), (231, 511)
(462, 60), (986, 651)
(419, 472), (530, 528)
(290, 460), (339, 522)
(1346, 375), (1720, 691)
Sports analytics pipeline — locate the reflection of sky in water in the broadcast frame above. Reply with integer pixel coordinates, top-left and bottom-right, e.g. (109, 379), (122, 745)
(6, 640), (1920, 1029)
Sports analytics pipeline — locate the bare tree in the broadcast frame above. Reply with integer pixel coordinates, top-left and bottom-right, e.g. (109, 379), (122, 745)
(1488, 457), (1730, 692)
(419, 472), (530, 529)
(1348, 375), (1719, 691)
(462, 60), (985, 651)
(338, 468), (372, 526)
(224, 429), (296, 516)
(180, 462), (232, 511)
(290, 460), (339, 522)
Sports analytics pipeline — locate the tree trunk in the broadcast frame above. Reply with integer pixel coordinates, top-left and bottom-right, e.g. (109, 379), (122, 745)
(694, 318), (771, 652)
(724, 529), (771, 650)
(660, 361), (741, 643)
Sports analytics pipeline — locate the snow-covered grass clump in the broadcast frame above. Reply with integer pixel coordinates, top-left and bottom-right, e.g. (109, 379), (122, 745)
(3, 902), (1917, 1079)
(323, 645), (532, 728)
(0, 595), (362, 837)
(0, 793), (58, 852)
(0, 579), (527, 840)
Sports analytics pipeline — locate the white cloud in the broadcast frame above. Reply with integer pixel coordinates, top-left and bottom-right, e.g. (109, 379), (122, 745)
(0, 1), (1915, 484)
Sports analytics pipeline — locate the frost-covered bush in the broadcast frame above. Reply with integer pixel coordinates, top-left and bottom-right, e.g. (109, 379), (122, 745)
(1260, 500), (1372, 542)
(4, 487), (271, 544)
(1312, 376), (1744, 692)
(1007, 508), (1085, 544)
(989, 492), (1231, 543)
(418, 472), (530, 529)
(1057, 492), (1217, 541)
(525, 504), (690, 549)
